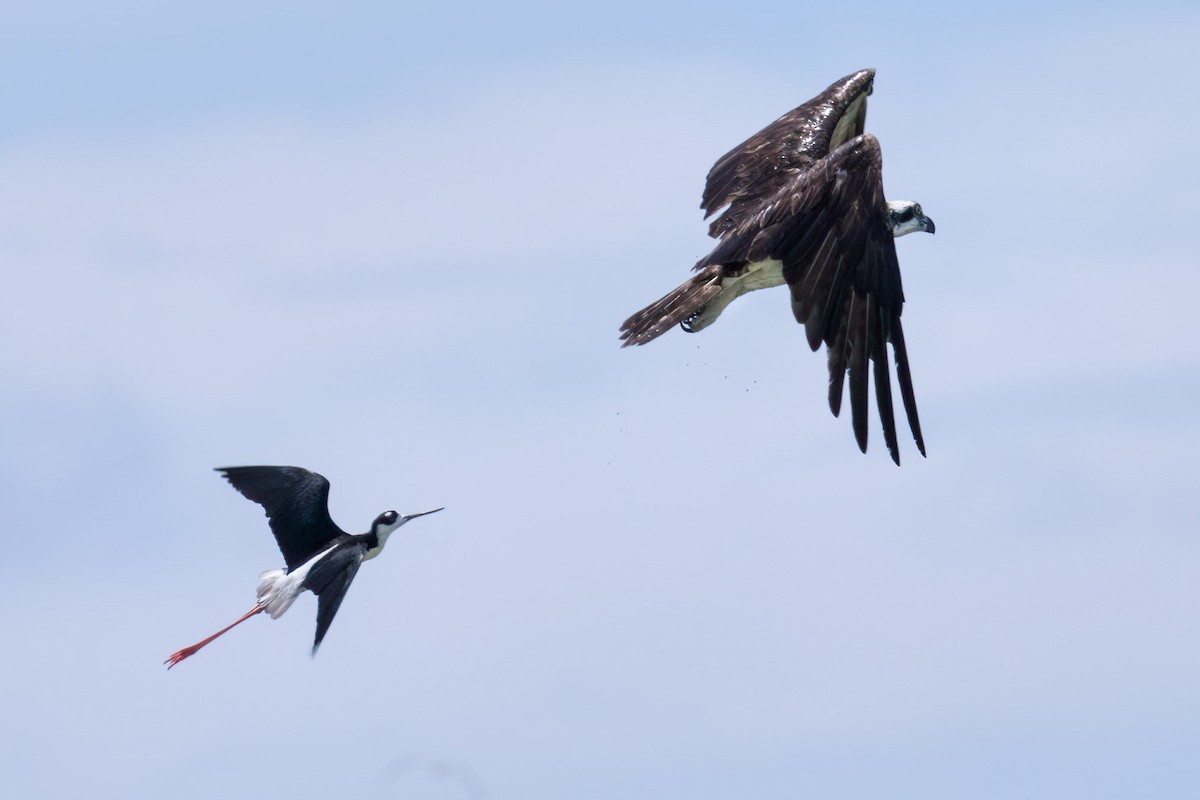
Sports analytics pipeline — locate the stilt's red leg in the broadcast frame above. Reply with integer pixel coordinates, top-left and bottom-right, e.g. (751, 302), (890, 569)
(165, 603), (267, 669)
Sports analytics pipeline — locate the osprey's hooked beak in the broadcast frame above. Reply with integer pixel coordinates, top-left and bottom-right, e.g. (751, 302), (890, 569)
(402, 507), (445, 523)
(922, 215), (936, 235)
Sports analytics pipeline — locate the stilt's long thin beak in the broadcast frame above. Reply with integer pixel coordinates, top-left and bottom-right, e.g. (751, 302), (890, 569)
(402, 507), (444, 522)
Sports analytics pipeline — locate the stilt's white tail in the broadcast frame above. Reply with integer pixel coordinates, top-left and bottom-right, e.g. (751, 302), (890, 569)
(257, 568), (302, 619)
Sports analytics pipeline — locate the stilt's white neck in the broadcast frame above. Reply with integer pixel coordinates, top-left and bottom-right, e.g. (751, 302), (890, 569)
(366, 519), (403, 561)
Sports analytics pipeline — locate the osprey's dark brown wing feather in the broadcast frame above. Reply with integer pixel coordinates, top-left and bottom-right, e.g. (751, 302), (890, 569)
(698, 134), (924, 464)
(701, 69), (874, 241)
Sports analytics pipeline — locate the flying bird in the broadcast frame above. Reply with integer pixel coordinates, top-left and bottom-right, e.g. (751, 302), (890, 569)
(619, 69), (935, 464)
(165, 466), (442, 668)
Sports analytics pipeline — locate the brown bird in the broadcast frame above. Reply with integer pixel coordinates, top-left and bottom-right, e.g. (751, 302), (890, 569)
(620, 69), (935, 465)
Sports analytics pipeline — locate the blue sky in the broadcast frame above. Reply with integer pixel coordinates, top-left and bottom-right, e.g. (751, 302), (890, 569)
(3, 2), (1199, 798)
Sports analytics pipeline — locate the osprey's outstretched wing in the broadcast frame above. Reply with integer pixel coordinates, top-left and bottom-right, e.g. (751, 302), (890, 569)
(702, 69), (874, 240)
(695, 134), (924, 464)
(619, 71), (876, 348)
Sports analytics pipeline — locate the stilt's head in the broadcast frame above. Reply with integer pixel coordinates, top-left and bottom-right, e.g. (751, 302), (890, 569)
(887, 200), (935, 237)
(372, 509), (402, 536)
(370, 507), (445, 548)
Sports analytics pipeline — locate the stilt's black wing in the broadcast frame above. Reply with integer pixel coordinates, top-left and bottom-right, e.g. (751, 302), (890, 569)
(701, 69), (874, 240)
(696, 134), (924, 464)
(215, 466), (346, 570)
(304, 543), (366, 656)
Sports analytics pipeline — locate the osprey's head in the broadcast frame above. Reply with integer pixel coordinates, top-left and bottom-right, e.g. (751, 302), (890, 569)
(887, 200), (935, 237)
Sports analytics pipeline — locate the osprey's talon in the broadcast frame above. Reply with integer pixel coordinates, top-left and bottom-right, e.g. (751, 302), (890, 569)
(681, 307), (705, 333)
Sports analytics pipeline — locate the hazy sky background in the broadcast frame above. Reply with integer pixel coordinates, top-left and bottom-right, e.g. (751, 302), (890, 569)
(3, 2), (1199, 798)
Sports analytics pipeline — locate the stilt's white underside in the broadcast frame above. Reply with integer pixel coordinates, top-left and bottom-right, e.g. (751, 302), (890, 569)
(256, 544), (337, 619)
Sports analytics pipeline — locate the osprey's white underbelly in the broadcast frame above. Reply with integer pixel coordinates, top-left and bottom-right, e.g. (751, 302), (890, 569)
(737, 258), (787, 293)
(689, 258), (785, 331)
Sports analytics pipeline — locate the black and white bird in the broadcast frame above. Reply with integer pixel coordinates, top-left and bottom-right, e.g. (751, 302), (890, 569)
(165, 466), (442, 668)
(620, 69), (935, 464)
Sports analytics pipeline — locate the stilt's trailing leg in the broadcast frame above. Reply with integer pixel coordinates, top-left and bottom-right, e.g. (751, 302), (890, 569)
(164, 603), (266, 669)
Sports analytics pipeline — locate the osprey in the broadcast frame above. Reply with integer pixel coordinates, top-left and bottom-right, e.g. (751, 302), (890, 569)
(619, 69), (935, 465)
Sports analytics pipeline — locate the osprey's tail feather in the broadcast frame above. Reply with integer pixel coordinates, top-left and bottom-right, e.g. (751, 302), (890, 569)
(619, 265), (723, 346)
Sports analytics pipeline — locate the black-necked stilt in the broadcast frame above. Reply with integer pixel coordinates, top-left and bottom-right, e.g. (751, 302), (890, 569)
(165, 466), (442, 668)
